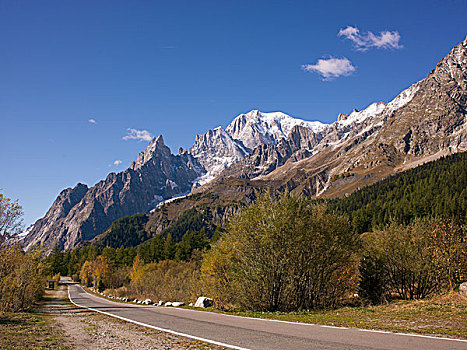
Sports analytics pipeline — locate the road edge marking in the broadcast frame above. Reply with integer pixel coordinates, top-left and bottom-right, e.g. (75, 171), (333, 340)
(76, 284), (467, 344)
(67, 284), (250, 350)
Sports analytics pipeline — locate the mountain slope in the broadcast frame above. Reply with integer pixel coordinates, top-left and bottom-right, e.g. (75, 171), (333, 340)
(25, 35), (467, 252)
(24, 136), (202, 251)
(213, 36), (467, 198)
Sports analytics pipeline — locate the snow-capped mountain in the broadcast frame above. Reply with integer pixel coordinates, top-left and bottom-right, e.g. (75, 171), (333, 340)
(189, 126), (249, 186)
(225, 110), (326, 150)
(24, 35), (467, 252)
(188, 110), (326, 186)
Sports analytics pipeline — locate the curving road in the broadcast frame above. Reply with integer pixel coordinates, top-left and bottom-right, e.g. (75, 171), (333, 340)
(66, 282), (466, 350)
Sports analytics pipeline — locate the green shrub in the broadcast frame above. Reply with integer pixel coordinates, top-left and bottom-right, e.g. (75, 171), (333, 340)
(202, 192), (359, 311)
(360, 218), (466, 301)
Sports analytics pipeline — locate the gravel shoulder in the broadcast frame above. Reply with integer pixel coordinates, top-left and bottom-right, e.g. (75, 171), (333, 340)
(44, 284), (224, 350)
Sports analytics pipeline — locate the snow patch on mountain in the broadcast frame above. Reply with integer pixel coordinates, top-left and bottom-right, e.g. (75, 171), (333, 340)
(385, 83), (420, 114)
(337, 102), (386, 127)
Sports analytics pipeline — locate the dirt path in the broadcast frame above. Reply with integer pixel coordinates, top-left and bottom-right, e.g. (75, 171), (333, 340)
(42, 284), (223, 350)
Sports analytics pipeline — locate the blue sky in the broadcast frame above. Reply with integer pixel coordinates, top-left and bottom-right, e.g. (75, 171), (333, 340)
(1, 0), (466, 227)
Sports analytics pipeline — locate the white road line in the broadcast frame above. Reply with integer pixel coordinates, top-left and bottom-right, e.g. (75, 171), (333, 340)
(75, 284), (467, 344)
(163, 303), (467, 343)
(67, 285), (250, 350)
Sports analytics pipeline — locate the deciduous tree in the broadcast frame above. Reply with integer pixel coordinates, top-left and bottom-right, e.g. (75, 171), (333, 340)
(0, 193), (23, 245)
(202, 191), (359, 311)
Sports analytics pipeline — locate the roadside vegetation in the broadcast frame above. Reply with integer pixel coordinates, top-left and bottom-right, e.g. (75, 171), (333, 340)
(0, 193), (45, 313)
(0, 192), (69, 349)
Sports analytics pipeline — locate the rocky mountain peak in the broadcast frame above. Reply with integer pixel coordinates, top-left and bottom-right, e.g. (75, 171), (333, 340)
(24, 134), (202, 252)
(337, 113), (349, 122)
(131, 135), (171, 170)
(428, 36), (467, 106)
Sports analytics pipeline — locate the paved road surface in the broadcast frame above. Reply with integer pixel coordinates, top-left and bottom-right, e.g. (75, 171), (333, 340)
(66, 282), (466, 350)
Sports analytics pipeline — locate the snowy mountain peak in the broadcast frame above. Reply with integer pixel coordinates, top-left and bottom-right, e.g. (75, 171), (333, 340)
(189, 126), (249, 187)
(226, 109), (325, 150)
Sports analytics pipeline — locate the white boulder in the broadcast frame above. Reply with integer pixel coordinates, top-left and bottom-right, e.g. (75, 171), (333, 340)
(194, 296), (213, 308)
(460, 282), (467, 296)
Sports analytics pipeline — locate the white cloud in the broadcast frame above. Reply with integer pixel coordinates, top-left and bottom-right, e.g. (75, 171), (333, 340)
(88, 118), (97, 124)
(302, 57), (355, 80)
(338, 26), (402, 51)
(122, 128), (153, 142)
(113, 160), (122, 166)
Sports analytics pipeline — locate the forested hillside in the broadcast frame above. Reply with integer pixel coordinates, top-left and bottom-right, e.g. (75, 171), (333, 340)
(328, 152), (467, 233)
(94, 214), (149, 248)
(49, 151), (466, 284)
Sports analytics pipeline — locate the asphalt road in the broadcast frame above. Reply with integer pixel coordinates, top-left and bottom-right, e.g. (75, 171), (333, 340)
(66, 282), (466, 350)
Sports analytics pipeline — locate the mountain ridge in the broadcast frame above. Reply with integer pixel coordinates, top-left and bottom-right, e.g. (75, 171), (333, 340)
(24, 35), (467, 252)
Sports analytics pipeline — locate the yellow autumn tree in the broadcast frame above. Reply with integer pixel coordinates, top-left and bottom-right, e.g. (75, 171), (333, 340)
(129, 254), (145, 295)
(0, 193), (23, 245)
(0, 244), (44, 312)
(431, 218), (467, 291)
(0, 194), (43, 312)
(80, 261), (93, 287)
(201, 237), (237, 308)
(93, 256), (112, 291)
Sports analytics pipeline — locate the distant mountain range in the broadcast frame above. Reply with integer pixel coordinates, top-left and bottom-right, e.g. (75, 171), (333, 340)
(24, 35), (467, 252)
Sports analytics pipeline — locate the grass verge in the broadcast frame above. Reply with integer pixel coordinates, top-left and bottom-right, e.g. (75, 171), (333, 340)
(196, 293), (467, 339)
(0, 303), (70, 349)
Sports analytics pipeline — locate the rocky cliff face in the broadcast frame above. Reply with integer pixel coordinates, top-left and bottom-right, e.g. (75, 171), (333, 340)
(24, 136), (202, 251)
(188, 127), (249, 187)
